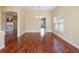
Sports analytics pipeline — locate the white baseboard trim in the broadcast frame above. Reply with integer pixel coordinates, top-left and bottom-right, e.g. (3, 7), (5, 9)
(17, 32), (25, 37)
(53, 32), (79, 49)
(0, 45), (5, 50)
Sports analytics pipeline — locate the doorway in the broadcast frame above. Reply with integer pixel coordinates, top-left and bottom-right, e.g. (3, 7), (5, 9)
(1, 12), (17, 52)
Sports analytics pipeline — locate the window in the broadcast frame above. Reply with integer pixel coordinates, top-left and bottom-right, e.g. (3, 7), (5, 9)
(54, 13), (64, 33)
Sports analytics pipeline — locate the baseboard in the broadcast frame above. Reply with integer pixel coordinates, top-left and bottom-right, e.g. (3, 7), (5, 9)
(0, 45), (5, 50)
(17, 32), (26, 38)
(52, 32), (79, 52)
(18, 32), (52, 38)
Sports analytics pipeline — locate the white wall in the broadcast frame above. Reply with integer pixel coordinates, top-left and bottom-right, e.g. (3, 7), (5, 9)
(51, 6), (79, 48)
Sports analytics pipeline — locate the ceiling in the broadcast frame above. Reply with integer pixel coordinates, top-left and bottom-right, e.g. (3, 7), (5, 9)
(22, 6), (56, 12)
(34, 6), (56, 11)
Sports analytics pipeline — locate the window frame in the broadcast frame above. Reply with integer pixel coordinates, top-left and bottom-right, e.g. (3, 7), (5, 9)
(54, 13), (64, 34)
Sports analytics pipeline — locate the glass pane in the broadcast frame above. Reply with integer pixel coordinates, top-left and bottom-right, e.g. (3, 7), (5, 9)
(58, 19), (63, 23)
(58, 12), (64, 18)
(54, 23), (58, 31)
(54, 17), (57, 23)
(54, 17), (59, 23)
(54, 12), (64, 33)
(59, 23), (64, 33)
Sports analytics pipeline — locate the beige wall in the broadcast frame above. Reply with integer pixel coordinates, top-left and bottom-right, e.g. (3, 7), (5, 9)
(1, 6), (26, 37)
(1, 6), (53, 36)
(0, 7), (1, 30)
(1, 13), (6, 33)
(19, 8), (26, 36)
(25, 10), (52, 32)
(51, 6), (79, 48)
(0, 31), (5, 49)
(0, 7), (5, 49)
(13, 16), (17, 30)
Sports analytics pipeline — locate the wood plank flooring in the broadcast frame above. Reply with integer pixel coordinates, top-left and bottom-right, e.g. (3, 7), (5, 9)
(18, 32), (54, 53)
(0, 31), (17, 53)
(0, 32), (79, 53)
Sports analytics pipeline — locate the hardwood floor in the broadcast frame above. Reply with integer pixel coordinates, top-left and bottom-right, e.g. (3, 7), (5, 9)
(0, 32), (79, 53)
(0, 31), (17, 53)
(18, 32), (54, 53)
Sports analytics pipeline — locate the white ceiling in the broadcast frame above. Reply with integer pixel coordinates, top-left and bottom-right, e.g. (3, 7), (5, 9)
(35, 6), (56, 11)
(22, 6), (56, 12)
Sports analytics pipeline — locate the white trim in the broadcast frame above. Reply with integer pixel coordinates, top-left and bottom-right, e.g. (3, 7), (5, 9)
(0, 31), (5, 49)
(17, 32), (25, 37)
(0, 44), (5, 50)
(52, 32), (65, 41)
(25, 31), (52, 32)
(25, 31), (40, 32)
(17, 34), (20, 37)
(53, 32), (79, 49)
